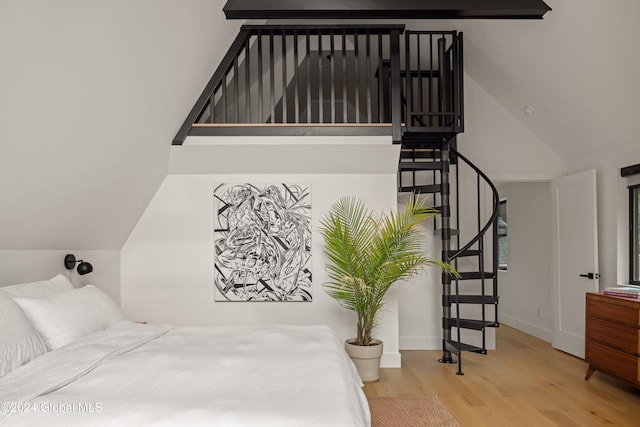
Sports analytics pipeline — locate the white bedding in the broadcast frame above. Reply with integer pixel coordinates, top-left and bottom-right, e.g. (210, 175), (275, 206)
(0, 322), (370, 426)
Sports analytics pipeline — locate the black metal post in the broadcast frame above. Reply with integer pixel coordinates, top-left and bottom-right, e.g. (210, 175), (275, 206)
(438, 140), (456, 365)
(390, 29), (402, 143)
(405, 31), (412, 131)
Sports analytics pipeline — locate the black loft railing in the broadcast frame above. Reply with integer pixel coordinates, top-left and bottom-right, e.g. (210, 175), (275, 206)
(404, 31), (463, 134)
(173, 25), (463, 145)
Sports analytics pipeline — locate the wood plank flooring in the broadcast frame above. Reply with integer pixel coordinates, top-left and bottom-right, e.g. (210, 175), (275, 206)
(363, 326), (640, 426)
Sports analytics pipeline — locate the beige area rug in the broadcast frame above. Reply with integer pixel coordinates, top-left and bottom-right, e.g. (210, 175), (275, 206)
(369, 396), (460, 427)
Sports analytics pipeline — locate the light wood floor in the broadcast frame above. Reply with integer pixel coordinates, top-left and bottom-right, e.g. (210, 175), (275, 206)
(364, 326), (640, 426)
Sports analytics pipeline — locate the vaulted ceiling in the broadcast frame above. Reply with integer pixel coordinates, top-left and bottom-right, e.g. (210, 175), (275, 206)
(0, 0), (637, 250)
(451, 0), (640, 162)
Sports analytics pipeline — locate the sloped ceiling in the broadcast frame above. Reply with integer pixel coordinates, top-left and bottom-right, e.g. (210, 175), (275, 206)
(0, 0), (241, 249)
(444, 0), (640, 162)
(0, 0), (637, 250)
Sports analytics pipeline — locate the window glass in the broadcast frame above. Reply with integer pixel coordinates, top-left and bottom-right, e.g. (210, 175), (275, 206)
(631, 186), (640, 284)
(497, 200), (507, 271)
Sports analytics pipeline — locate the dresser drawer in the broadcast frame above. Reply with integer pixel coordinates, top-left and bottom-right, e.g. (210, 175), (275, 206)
(587, 296), (640, 327)
(586, 340), (639, 383)
(586, 316), (639, 354)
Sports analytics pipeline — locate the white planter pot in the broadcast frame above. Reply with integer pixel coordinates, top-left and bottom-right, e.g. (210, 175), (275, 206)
(345, 339), (383, 382)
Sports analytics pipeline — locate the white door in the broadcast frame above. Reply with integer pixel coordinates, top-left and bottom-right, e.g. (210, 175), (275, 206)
(551, 169), (599, 358)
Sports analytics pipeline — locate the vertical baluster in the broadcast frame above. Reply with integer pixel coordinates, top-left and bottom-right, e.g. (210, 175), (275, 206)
(342, 30), (347, 123)
(330, 31), (335, 124)
(245, 37), (251, 123)
(429, 34), (433, 127)
(306, 31), (311, 124)
(282, 30), (287, 124)
(405, 31), (412, 129)
(222, 72), (227, 123)
(366, 31), (371, 123)
(319, 31), (324, 123)
(258, 33), (263, 123)
(234, 55), (239, 123)
(214, 90), (217, 123)
(476, 172), (486, 351)
(390, 28), (401, 142)
(437, 36), (446, 127)
(282, 30), (289, 123)
(456, 33), (464, 131)
(269, 30), (275, 124)
(377, 33), (384, 123)
(418, 34), (423, 128)
(293, 31), (299, 124)
(354, 31), (360, 123)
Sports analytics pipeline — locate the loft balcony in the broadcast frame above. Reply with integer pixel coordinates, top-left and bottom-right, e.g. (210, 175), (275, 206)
(173, 25), (463, 145)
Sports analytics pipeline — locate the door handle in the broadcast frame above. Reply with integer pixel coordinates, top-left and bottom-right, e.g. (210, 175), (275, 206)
(579, 273), (600, 279)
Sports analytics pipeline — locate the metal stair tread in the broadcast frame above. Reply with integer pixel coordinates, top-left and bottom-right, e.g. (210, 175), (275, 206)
(444, 340), (487, 355)
(445, 318), (499, 330)
(457, 271), (495, 280)
(447, 294), (498, 304)
(399, 184), (442, 194)
(398, 161), (443, 171)
(444, 249), (482, 258)
(400, 149), (440, 159)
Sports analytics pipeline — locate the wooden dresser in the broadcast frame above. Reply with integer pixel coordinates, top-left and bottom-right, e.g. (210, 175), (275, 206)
(585, 292), (640, 389)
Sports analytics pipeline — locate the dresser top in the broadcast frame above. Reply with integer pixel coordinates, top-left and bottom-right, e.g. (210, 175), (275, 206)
(587, 292), (640, 308)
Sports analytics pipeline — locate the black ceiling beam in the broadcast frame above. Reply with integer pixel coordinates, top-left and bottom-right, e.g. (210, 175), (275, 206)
(621, 163), (640, 178)
(223, 0), (552, 20)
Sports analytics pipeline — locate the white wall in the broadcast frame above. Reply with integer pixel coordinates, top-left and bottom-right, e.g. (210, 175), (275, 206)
(0, 0), (242, 250)
(0, 250), (120, 302)
(567, 140), (640, 288)
(395, 213), (447, 349)
(496, 183), (553, 341)
(122, 137), (403, 367)
(458, 75), (565, 182)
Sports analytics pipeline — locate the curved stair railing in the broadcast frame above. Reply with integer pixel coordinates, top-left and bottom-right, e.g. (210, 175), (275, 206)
(444, 146), (500, 375)
(398, 140), (500, 376)
(447, 148), (499, 263)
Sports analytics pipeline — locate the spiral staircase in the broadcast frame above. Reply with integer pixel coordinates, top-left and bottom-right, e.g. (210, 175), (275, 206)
(174, 24), (500, 374)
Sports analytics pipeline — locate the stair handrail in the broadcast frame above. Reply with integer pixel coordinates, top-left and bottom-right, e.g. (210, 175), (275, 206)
(173, 24), (407, 146)
(173, 28), (253, 145)
(447, 147), (499, 262)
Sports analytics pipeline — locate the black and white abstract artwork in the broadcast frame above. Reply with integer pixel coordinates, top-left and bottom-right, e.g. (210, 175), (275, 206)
(213, 183), (312, 302)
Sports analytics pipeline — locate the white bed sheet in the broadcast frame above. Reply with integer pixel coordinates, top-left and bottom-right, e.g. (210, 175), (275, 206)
(0, 322), (370, 427)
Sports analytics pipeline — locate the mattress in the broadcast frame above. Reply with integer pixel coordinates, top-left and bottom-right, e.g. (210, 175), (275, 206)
(0, 322), (370, 426)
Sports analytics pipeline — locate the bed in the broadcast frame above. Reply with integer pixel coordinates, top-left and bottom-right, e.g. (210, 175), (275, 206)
(0, 276), (370, 426)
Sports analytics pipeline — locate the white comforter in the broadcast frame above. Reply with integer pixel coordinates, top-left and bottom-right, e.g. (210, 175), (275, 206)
(0, 322), (370, 426)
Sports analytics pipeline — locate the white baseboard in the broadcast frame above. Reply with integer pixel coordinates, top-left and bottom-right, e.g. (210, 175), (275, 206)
(500, 314), (552, 342)
(400, 331), (496, 351)
(381, 351), (402, 368)
(399, 336), (441, 350)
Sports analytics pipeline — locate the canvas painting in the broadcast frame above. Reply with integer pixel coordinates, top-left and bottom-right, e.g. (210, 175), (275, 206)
(213, 183), (312, 302)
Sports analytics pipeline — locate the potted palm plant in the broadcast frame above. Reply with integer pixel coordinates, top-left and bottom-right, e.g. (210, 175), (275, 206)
(319, 194), (457, 381)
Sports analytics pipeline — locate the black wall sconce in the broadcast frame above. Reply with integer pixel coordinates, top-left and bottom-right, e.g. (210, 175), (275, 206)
(64, 254), (93, 275)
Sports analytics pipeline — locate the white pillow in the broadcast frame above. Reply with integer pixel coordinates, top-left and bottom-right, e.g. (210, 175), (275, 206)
(0, 274), (73, 298)
(0, 292), (48, 377)
(14, 285), (126, 350)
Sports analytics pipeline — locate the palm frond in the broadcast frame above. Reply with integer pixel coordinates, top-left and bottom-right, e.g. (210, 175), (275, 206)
(320, 193), (458, 346)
